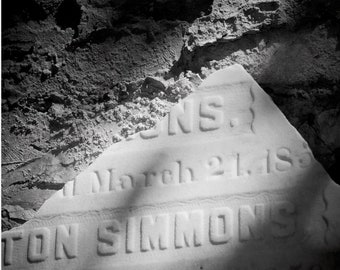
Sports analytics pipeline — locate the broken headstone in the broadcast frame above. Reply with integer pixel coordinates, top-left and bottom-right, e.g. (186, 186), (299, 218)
(2, 65), (340, 269)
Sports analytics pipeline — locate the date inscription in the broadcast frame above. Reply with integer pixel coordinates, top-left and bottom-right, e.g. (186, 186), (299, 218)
(63, 147), (313, 197)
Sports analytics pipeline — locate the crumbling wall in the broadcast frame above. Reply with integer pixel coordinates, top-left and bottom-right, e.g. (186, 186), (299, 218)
(2, 0), (340, 230)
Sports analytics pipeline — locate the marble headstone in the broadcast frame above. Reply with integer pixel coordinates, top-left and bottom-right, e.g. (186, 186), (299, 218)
(2, 65), (340, 269)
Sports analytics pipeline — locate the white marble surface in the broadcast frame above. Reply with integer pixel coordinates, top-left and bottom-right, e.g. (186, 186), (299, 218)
(2, 65), (339, 269)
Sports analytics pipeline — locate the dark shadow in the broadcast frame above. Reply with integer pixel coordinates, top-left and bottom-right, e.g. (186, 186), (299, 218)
(1, 0), (47, 30)
(296, 0), (340, 50)
(168, 30), (276, 78)
(116, 0), (213, 24)
(66, 0), (213, 51)
(213, 164), (339, 269)
(329, 148), (340, 185)
(55, 0), (82, 38)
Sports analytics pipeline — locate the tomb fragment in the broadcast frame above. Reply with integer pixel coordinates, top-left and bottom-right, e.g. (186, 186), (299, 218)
(2, 64), (340, 269)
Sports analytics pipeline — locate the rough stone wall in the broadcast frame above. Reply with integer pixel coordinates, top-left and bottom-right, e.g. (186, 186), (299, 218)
(2, 0), (340, 230)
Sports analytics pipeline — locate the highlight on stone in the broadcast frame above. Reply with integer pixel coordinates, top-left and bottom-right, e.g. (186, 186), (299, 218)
(2, 65), (340, 269)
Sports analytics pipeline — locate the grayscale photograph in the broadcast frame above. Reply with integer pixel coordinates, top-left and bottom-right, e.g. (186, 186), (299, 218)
(1, 0), (340, 269)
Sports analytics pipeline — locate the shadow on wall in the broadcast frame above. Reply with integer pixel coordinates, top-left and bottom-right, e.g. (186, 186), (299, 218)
(115, 0), (213, 23)
(1, 0), (47, 29)
(64, 0), (214, 51)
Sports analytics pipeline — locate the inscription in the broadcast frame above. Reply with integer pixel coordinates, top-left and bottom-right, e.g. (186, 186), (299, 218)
(63, 146), (313, 197)
(55, 224), (78, 260)
(169, 100), (194, 135)
(140, 89), (254, 140)
(206, 147), (313, 179)
(2, 201), (297, 267)
(111, 201), (295, 254)
(141, 214), (169, 251)
(239, 204), (265, 241)
(175, 210), (204, 248)
(126, 217), (137, 254)
(27, 228), (50, 263)
(100, 202), (297, 256)
(71, 160), (195, 197)
(97, 220), (120, 256)
(275, 147), (293, 172)
(209, 207), (233, 244)
(2, 231), (23, 266)
(1, 224), (79, 265)
(200, 95), (224, 131)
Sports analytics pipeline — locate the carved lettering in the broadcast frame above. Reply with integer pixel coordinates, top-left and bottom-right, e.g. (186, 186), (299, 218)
(63, 181), (74, 197)
(209, 207), (233, 244)
(119, 175), (134, 189)
(2, 230), (23, 266)
(239, 204), (265, 241)
(141, 214), (170, 251)
(137, 85), (254, 139)
(144, 171), (161, 187)
(175, 210), (204, 248)
(2, 200), (300, 268)
(97, 220), (121, 256)
(236, 153), (248, 177)
(161, 161), (195, 184)
(177, 161), (194, 183)
(27, 227), (50, 263)
(92, 170), (110, 193)
(109, 169), (122, 190)
(207, 156), (224, 176)
(69, 144), (313, 198)
(276, 148), (293, 172)
(55, 224), (78, 260)
(169, 100), (194, 135)
(126, 217), (137, 253)
(162, 170), (173, 184)
(200, 95), (224, 131)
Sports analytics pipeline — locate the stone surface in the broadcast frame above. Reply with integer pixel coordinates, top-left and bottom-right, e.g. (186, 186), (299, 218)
(2, 65), (340, 269)
(2, 0), (340, 230)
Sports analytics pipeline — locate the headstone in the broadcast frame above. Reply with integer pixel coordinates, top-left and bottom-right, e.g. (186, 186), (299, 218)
(2, 65), (340, 270)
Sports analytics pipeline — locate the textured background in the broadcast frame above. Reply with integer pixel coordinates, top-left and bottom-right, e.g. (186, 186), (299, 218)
(2, 0), (340, 230)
